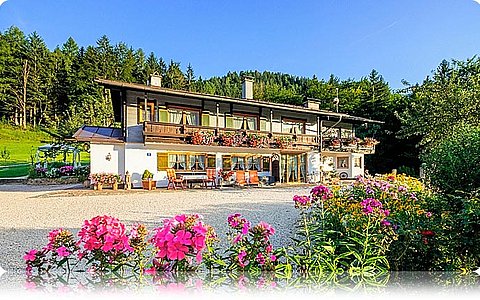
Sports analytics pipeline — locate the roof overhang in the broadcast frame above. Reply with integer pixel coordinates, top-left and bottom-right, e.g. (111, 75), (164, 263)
(95, 79), (384, 125)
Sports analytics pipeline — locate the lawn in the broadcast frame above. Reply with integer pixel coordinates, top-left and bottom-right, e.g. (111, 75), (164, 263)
(0, 124), (90, 177)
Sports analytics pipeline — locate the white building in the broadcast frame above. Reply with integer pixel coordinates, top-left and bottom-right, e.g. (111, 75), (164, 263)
(73, 76), (382, 188)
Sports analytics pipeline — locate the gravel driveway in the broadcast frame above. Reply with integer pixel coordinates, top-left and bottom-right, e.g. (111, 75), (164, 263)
(0, 184), (310, 277)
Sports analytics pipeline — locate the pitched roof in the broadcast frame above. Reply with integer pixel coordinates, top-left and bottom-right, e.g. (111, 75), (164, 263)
(95, 78), (384, 124)
(72, 126), (123, 143)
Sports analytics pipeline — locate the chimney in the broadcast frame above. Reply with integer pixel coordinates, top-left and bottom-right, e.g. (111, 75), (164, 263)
(303, 97), (321, 110)
(149, 72), (162, 87)
(241, 76), (254, 99)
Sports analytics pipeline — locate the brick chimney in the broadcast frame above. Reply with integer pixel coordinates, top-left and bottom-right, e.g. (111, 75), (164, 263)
(241, 76), (254, 99)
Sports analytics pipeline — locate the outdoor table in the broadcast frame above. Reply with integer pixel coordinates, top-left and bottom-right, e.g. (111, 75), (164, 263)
(181, 174), (208, 188)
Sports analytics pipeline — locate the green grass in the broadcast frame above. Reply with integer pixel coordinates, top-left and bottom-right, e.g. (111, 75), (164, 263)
(0, 164), (29, 177)
(0, 124), (51, 164)
(0, 124), (90, 178)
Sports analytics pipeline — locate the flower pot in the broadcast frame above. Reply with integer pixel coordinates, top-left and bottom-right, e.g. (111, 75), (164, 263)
(97, 183), (103, 191)
(112, 182), (118, 191)
(142, 179), (157, 190)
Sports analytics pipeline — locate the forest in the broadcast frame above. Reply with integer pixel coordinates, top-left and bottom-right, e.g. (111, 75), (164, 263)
(1, 26), (480, 176)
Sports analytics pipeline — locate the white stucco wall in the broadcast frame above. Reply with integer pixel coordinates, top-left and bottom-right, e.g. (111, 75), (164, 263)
(124, 143), (169, 188)
(90, 143), (125, 176)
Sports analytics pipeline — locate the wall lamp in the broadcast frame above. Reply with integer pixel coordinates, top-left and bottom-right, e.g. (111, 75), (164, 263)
(105, 153), (112, 161)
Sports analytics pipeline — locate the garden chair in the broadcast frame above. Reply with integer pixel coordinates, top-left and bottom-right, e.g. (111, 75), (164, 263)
(235, 170), (247, 186)
(166, 168), (185, 190)
(248, 170), (260, 186)
(203, 168), (217, 189)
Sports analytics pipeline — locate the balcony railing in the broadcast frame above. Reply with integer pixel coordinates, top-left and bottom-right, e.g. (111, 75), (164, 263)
(143, 121), (377, 153)
(143, 122), (318, 150)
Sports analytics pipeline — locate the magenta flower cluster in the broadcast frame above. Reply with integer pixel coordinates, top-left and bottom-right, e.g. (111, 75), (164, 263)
(151, 214), (208, 265)
(310, 185), (333, 201)
(78, 215), (133, 254)
(293, 195), (312, 208)
(227, 214), (277, 270)
(360, 197), (391, 227)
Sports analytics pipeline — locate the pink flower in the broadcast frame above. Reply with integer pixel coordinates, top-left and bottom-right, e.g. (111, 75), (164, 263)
(258, 221), (275, 236)
(167, 242), (189, 260)
(56, 246), (70, 257)
(293, 195), (311, 208)
(238, 250), (248, 267)
(310, 185), (333, 200)
(380, 219), (392, 226)
(241, 222), (250, 235)
(426, 212), (433, 218)
(256, 253), (265, 265)
(270, 255), (277, 262)
(24, 281), (36, 290)
(144, 266), (157, 275)
(232, 234), (243, 244)
(266, 245), (273, 253)
(23, 249), (37, 262)
(173, 230), (192, 246)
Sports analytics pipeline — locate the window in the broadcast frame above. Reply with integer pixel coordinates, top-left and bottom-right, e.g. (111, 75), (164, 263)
(337, 157), (349, 169)
(222, 155), (231, 170)
(282, 118), (305, 134)
(353, 157), (362, 168)
(207, 154), (216, 168)
(168, 107), (200, 126)
(262, 157), (270, 171)
(138, 100), (156, 123)
(168, 154), (187, 170)
(189, 154), (205, 170)
(232, 114), (258, 130)
(232, 156), (245, 170)
(246, 156), (261, 171)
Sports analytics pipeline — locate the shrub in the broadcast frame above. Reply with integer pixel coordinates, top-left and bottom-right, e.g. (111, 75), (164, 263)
(422, 124), (480, 194)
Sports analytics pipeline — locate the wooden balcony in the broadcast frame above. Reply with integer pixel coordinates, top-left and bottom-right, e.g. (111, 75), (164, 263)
(143, 122), (318, 150)
(142, 122), (377, 154)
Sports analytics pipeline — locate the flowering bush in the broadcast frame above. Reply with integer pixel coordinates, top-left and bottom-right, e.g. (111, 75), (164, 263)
(224, 214), (278, 271)
(77, 215), (133, 270)
(149, 214), (215, 272)
(59, 165), (74, 176)
(286, 173), (472, 274)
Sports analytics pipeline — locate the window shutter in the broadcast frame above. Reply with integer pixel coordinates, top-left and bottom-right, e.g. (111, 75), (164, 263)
(157, 153), (168, 171)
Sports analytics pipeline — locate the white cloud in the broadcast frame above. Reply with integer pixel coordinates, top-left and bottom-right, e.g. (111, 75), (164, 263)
(0, 0), (7, 7)
(474, 0), (480, 5)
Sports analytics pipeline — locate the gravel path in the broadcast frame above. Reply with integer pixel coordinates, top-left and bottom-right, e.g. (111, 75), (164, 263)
(0, 184), (310, 276)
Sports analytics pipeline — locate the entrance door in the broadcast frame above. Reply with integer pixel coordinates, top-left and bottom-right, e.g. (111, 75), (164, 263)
(281, 153), (307, 183)
(272, 158), (280, 182)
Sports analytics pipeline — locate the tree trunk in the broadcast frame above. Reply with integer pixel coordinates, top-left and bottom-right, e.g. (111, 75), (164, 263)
(22, 60), (29, 129)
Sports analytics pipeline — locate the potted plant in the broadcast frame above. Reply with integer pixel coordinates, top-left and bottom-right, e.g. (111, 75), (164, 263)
(142, 169), (156, 190)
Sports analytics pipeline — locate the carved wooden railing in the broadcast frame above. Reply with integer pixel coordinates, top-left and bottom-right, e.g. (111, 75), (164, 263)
(143, 121), (375, 153)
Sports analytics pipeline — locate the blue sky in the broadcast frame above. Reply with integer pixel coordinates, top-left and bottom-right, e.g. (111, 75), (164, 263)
(1, 0), (480, 89)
